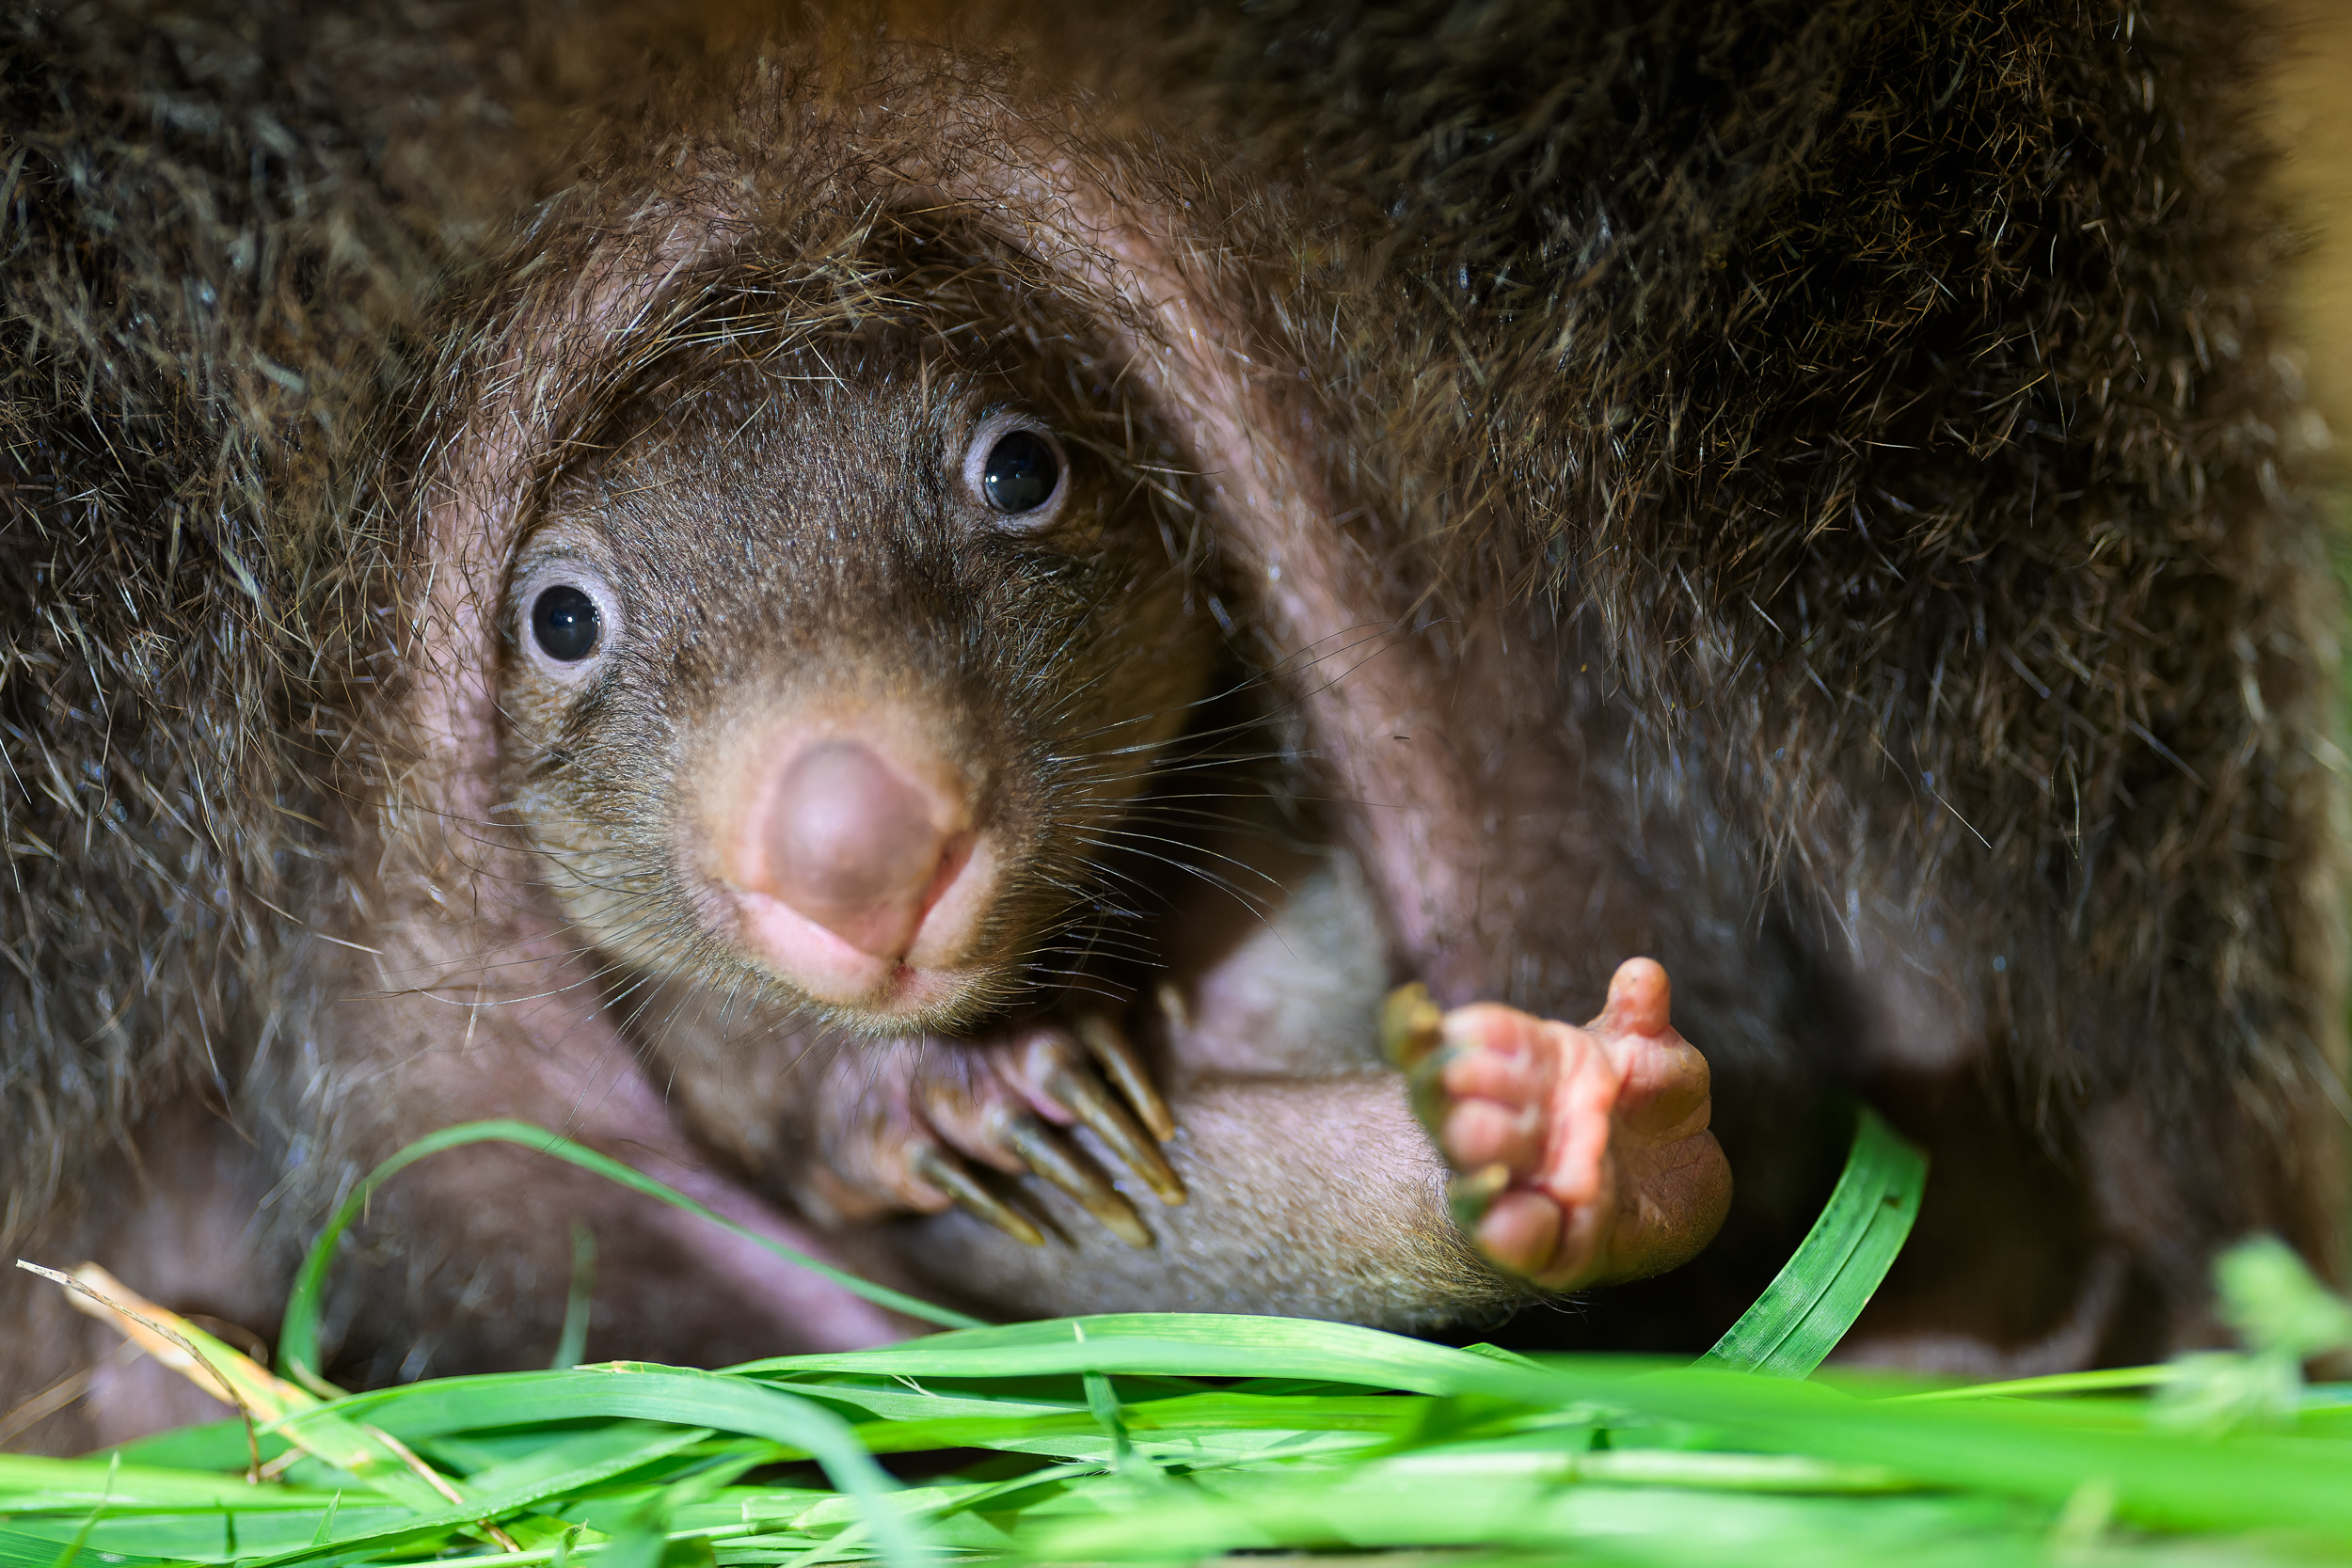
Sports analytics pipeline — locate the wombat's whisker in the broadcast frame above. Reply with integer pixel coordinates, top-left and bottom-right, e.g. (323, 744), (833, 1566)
(1065, 831), (1282, 912)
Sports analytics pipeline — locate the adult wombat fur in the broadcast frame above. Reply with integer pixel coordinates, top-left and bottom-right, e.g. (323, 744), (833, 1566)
(4, 0), (2343, 1451)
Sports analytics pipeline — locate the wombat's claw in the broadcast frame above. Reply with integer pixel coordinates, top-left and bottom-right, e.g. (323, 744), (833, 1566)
(1388, 958), (1731, 1292)
(1002, 1113), (1153, 1247)
(909, 1143), (1045, 1245)
(1077, 1009), (1177, 1143)
(993, 1022), (1186, 1214)
(1381, 983), (1447, 1074)
(835, 1017), (1178, 1247)
(1445, 1162), (1513, 1233)
(1041, 1036), (1185, 1204)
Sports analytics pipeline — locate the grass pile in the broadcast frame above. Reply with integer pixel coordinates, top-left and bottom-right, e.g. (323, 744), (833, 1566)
(8, 1112), (2352, 1567)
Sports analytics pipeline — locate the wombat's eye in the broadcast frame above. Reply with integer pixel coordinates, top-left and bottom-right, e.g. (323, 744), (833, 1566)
(532, 585), (602, 662)
(982, 431), (1059, 513)
(962, 415), (1068, 529)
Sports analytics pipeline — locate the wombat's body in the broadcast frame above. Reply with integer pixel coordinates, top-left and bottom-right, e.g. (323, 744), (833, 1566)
(4, 0), (2341, 1450)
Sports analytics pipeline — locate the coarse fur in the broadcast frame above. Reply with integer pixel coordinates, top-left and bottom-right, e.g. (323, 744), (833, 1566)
(498, 243), (1219, 1040)
(2, 0), (2343, 1449)
(1079, 0), (2352, 1353)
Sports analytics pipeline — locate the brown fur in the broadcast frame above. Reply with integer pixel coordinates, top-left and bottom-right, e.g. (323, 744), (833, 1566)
(3, 0), (2344, 1449)
(499, 252), (1217, 1036)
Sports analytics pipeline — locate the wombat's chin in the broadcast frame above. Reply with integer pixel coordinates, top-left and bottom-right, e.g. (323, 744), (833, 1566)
(779, 951), (1009, 1026)
(800, 976), (1026, 1040)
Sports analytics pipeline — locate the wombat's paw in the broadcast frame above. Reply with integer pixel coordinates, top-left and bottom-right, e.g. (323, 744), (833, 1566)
(816, 1014), (1183, 1249)
(1385, 958), (1731, 1291)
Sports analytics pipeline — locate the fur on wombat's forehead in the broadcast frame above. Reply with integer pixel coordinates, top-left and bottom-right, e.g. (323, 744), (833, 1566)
(530, 214), (1144, 497)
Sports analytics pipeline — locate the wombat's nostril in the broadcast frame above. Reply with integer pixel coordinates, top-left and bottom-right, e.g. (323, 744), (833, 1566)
(761, 740), (958, 958)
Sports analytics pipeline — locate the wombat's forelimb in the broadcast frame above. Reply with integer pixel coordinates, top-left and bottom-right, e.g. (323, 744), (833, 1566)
(1392, 960), (1732, 1291)
(772, 1017), (1185, 1251)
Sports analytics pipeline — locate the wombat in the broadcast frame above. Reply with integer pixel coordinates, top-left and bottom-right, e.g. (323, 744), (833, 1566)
(495, 260), (1225, 1248)
(4, 0), (2343, 1451)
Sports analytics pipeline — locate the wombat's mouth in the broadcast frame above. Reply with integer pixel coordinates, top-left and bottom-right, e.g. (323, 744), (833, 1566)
(721, 863), (997, 1019)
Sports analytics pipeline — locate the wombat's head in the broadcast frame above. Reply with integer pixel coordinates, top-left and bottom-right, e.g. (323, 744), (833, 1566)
(496, 323), (1216, 1035)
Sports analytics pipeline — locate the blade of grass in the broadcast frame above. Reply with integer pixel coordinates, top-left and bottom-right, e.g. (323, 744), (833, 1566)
(1695, 1105), (1927, 1376)
(264, 1369), (924, 1568)
(0, 1457), (348, 1511)
(17, 1263), (483, 1521)
(551, 1222), (596, 1372)
(0, 1528), (142, 1568)
(0, 1501), (421, 1565)
(1029, 1466), (2027, 1565)
(322, 1369), (1087, 1439)
(1883, 1366), (2175, 1404)
(739, 1313), (1562, 1399)
(278, 1120), (979, 1395)
(1623, 1367), (2352, 1541)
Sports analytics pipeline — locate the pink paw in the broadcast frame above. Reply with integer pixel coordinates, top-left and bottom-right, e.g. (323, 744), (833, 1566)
(1387, 958), (1732, 1291)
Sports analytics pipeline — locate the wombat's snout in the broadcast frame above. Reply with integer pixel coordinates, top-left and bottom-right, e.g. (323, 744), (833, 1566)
(757, 740), (966, 954)
(719, 727), (997, 1012)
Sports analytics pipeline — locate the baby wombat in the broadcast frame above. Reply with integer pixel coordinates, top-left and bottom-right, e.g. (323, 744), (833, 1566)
(498, 302), (1216, 1248)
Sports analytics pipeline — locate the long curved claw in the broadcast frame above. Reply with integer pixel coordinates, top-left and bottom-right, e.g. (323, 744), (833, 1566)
(1153, 980), (1191, 1037)
(1074, 1010), (1177, 1143)
(1380, 982), (1445, 1072)
(909, 1143), (1045, 1246)
(1043, 1057), (1186, 1206)
(1003, 1114), (1153, 1248)
(1383, 984), (1454, 1133)
(1446, 1161), (1512, 1235)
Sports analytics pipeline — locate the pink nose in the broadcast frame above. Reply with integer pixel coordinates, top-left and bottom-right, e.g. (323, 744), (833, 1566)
(755, 740), (961, 958)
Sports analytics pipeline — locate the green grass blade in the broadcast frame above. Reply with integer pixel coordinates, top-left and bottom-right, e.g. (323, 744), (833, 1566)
(1696, 1105), (1927, 1377)
(238, 1371), (920, 1568)
(1883, 1365), (2174, 1404)
(0, 1530), (160, 1568)
(320, 1369), (1087, 1437)
(0, 1458), (343, 1511)
(278, 1119), (979, 1392)
(551, 1222), (596, 1372)
(739, 1313), (1562, 1399)
(1629, 1368), (2352, 1541)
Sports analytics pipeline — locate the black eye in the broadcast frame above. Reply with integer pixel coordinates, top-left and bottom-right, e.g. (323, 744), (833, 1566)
(531, 584), (601, 662)
(980, 429), (1060, 515)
